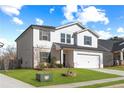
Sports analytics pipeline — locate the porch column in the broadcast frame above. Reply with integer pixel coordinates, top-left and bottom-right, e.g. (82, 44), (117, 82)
(120, 51), (123, 61)
(60, 49), (63, 64)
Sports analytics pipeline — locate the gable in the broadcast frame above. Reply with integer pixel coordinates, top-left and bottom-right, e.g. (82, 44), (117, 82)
(75, 29), (99, 38)
(55, 24), (84, 34)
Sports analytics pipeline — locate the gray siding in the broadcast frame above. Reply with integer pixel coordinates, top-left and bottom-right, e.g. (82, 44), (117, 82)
(16, 28), (33, 68)
(103, 52), (113, 67)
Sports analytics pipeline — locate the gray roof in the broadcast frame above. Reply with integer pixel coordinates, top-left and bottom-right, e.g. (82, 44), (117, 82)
(54, 43), (109, 52)
(112, 41), (124, 51)
(98, 39), (124, 52)
(54, 39), (124, 52)
(31, 25), (55, 30)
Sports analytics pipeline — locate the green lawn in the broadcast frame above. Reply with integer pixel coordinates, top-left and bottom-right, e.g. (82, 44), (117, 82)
(106, 66), (124, 71)
(80, 79), (124, 88)
(0, 68), (119, 87)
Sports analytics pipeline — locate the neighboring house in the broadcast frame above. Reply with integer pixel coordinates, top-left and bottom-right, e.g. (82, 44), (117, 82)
(99, 39), (124, 66)
(16, 22), (124, 68)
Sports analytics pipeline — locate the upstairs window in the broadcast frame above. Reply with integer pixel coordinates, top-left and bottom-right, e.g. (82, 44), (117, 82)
(66, 34), (71, 43)
(61, 33), (65, 43)
(84, 36), (92, 45)
(39, 30), (50, 41)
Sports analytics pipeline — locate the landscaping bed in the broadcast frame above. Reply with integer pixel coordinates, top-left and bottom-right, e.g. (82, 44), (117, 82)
(0, 68), (119, 87)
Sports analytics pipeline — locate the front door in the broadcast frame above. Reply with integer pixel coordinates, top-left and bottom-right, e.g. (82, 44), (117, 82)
(63, 54), (66, 67)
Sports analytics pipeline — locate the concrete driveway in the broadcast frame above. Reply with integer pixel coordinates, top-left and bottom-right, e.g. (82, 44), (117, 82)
(0, 73), (34, 88)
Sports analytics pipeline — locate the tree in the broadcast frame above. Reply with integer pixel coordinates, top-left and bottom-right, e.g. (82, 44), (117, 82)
(0, 46), (16, 70)
(109, 36), (124, 41)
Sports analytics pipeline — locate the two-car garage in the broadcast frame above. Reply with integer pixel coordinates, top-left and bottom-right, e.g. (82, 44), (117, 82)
(74, 50), (103, 68)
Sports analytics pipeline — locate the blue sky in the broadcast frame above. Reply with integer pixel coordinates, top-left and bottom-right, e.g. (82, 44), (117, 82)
(0, 5), (124, 47)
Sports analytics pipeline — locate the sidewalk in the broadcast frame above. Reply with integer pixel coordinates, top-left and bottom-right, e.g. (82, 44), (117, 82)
(0, 74), (34, 88)
(42, 77), (124, 88)
(88, 68), (124, 76)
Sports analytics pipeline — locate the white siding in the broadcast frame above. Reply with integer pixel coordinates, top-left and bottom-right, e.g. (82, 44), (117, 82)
(77, 31), (98, 48)
(33, 29), (53, 48)
(51, 24), (82, 44)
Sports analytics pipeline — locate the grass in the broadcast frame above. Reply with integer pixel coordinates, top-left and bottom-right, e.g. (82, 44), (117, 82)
(79, 79), (124, 88)
(106, 66), (124, 71)
(0, 68), (119, 87)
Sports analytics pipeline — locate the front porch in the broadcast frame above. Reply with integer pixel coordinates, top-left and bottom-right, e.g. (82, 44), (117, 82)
(51, 43), (74, 68)
(113, 50), (124, 66)
(60, 49), (74, 68)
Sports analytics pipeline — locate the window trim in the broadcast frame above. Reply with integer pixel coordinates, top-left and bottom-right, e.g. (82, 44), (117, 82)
(61, 33), (65, 43)
(66, 34), (71, 44)
(84, 36), (92, 45)
(40, 52), (50, 63)
(39, 30), (50, 41)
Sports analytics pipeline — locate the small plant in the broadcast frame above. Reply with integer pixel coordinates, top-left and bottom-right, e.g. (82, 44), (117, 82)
(62, 69), (77, 77)
(40, 62), (50, 70)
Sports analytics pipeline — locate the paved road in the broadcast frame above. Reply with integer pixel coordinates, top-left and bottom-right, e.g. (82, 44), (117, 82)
(0, 74), (34, 88)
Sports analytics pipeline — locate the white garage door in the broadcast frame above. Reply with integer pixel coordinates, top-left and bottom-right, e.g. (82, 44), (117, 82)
(75, 54), (100, 68)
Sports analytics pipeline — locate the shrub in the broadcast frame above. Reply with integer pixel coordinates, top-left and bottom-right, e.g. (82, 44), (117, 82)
(56, 64), (63, 68)
(50, 57), (57, 68)
(62, 70), (77, 77)
(40, 62), (50, 70)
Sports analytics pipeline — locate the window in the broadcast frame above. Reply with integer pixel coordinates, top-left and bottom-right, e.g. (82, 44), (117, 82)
(84, 36), (92, 45)
(61, 33), (65, 43)
(39, 30), (50, 41)
(66, 34), (71, 43)
(40, 52), (50, 62)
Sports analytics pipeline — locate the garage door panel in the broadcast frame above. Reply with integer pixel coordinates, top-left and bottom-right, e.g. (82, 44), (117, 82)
(75, 54), (100, 68)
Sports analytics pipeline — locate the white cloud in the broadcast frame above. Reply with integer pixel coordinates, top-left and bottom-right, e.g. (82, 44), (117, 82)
(62, 5), (109, 25)
(107, 28), (111, 31)
(117, 27), (124, 33)
(12, 17), (23, 25)
(35, 18), (44, 25)
(63, 5), (78, 21)
(0, 38), (16, 49)
(77, 6), (109, 25)
(0, 5), (23, 16)
(49, 8), (55, 14)
(96, 30), (113, 39)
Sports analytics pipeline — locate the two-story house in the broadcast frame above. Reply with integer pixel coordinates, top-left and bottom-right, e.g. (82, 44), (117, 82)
(16, 22), (117, 68)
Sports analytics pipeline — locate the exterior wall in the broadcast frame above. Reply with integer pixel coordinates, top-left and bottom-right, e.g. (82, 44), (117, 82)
(33, 48), (51, 68)
(73, 50), (103, 68)
(16, 28), (33, 68)
(77, 31), (98, 48)
(51, 24), (82, 45)
(103, 52), (113, 67)
(33, 29), (53, 67)
(51, 48), (61, 64)
(66, 50), (74, 67)
(33, 29), (53, 48)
